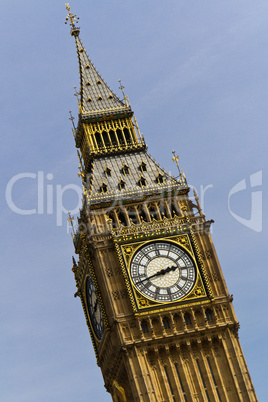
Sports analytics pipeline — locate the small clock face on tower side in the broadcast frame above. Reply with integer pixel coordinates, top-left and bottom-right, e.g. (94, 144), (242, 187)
(130, 241), (196, 303)
(85, 276), (104, 341)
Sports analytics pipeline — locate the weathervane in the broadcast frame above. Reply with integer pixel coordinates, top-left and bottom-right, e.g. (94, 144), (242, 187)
(65, 3), (79, 30)
(172, 150), (180, 171)
(172, 150), (187, 184)
(118, 79), (125, 98)
(118, 79), (130, 106)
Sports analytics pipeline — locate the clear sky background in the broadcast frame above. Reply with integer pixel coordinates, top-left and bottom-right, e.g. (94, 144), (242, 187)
(1, 1), (267, 401)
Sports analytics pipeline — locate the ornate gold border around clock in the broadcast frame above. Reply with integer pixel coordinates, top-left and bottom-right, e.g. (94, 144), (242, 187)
(114, 232), (213, 315)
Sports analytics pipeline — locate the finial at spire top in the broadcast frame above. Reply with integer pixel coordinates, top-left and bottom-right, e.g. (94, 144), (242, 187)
(118, 79), (130, 106)
(172, 150), (180, 170)
(65, 3), (80, 35)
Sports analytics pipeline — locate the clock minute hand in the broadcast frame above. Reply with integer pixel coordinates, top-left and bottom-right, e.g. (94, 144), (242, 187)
(136, 265), (178, 285)
(93, 300), (99, 313)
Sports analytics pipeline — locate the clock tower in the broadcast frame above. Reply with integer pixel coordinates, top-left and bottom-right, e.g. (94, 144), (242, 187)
(66, 5), (257, 401)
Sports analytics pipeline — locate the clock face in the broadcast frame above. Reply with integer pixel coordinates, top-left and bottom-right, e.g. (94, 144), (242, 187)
(130, 241), (196, 303)
(85, 276), (104, 341)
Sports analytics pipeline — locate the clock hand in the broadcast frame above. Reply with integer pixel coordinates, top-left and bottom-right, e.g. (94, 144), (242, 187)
(93, 299), (99, 313)
(136, 265), (178, 285)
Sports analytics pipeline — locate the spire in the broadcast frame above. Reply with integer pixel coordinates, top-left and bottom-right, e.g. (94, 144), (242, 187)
(65, 4), (131, 120)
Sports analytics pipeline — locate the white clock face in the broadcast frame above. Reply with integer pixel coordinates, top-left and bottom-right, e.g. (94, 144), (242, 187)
(130, 241), (196, 303)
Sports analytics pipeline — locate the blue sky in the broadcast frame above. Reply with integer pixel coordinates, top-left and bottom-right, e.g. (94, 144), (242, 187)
(1, 1), (267, 401)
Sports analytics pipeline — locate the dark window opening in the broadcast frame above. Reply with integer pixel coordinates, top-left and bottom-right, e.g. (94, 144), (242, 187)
(164, 367), (176, 402)
(141, 321), (149, 333)
(128, 209), (138, 224)
(122, 164), (130, 175)
(138, 176), (146, 187)
(109, 130), (117, 147)
(118, 179), (125, 191)
(124, 128), (131, 144)
(140, 161), (147, 173)
(138, 208), (147, 222)
(105, 166), (111, 177)
(184, 314), (192, 326)
(117, 212), (127, 226)
(102, 131), (110, 147)
(163, 318), (171, 329)
(95, 132), (103, 149)
(175, 364), (188, 402)
(157, 173), (164, 184)
(117, 129), (125, 145)
(206, 309), (213, 322)
(107, 213), (116, 228)
(100, 183), (108, 193)
(196, 360), (210, 402)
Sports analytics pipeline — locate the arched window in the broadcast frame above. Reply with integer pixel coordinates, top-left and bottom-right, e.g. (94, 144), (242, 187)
(116, 129), (125, 145)
(128, 208), (138, 224)
(124, 127), (131, 144)
(205, 309), (213, 322)
(156, 172), (164, 184)
(139, 161), (147, 173)
(105, 166), (112, 177)
(138, 175), (146, 188)
(184, 313), (192, 326)
(122, 163), (130, 175)
(109, 130), (117, 147)
(117, 211), (127, 226)
(141, 321), (149, 333)
(163, 317), (170, 329)
(100, 182), (108, 193)
(95, 132), (103, 149)
(102, 131), (110, 148)
(138, 208), (147, 222)
(118, 179), (125, 191)
(148, 203), (160, 221)
(106, 212), (116, 228)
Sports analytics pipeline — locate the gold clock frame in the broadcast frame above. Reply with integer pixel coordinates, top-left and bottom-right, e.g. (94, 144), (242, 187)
(115, 232), (213, 314)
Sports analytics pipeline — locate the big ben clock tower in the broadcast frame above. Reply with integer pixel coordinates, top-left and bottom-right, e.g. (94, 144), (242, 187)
(66, 5), (257, 401)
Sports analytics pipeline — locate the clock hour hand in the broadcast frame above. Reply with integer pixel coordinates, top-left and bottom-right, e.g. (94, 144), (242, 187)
(136, 265), (178, 285)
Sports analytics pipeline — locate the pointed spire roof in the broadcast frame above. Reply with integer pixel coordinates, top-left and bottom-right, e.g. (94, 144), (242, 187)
(66, 4), (132, 120)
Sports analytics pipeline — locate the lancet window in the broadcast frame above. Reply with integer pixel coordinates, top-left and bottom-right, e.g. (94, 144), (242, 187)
(127, 207), (138, 224)
(205, 309), (213, 322)
(100, 182), (108, 193)
(163, 317), (171, 329)
(156, 172), (164, 184)
(138, 175), (146, 188)
(118, 178), (125, 190)
(141, 321), (149, 334)
(105, 166), (112, 177)
(184, 313), (192, 326)
(139, 161), (147, 173)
